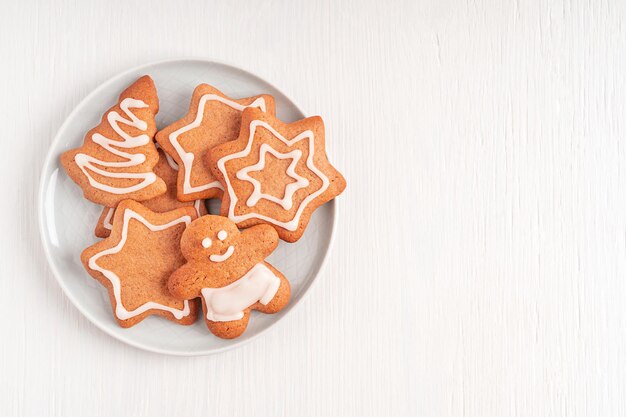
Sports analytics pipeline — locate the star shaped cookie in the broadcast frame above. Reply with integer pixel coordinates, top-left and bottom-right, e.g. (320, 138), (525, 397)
(81, 200), (199, 327)
(207, 107), (346, 242)
(155, 84), (276, 201)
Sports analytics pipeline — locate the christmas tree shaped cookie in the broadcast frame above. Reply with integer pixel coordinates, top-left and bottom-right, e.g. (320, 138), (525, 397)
(61, 75), (167, 207)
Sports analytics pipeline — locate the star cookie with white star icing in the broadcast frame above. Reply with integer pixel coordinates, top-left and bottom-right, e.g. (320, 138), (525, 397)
(207, 107), (346, 242)
(168, 215), (291, 339)
(155, 84), (276, 202)
(81, 200), (199, 328)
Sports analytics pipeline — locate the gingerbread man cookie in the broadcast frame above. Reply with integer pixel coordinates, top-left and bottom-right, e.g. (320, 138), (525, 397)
(168, 215), (290, 339)
(81, 200), (199, 327)
(207, 107), (346, 242)
(61, 75), (167, 207)
(155, 84), (276, 202)
(94, 147), (207, 238)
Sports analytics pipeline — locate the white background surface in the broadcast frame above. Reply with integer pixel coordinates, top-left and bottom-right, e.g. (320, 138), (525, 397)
(1, 0), (625, 416)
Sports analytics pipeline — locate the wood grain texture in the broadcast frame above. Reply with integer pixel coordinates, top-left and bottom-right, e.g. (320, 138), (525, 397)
(2, 0), (626, 415)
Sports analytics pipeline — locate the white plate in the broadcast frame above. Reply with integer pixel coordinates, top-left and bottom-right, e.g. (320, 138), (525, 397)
(38, 59), (336, 356)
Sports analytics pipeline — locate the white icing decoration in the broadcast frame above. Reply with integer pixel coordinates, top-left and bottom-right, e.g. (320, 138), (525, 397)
(75, 98), (157, 194)
(209, 245), (234, 262)
(200, 263), (280, 322)
(193, 200), (202, 217)
(88, 208), (192, 320)
(164, 152), (179, 171)
(202, 237), (212, 248)
(168, 93), (266, 195)
(156, 142), (179, 170)
(160, 142), (203, 217)
(217, 230), (228, 241)
(103, 207), (115, 231)
(236, 144), (309, 210)
(217, 120), (329, 231)
(102, 198), (201, 233)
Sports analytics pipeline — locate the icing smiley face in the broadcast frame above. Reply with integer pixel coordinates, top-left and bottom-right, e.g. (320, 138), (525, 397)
(202, 229), (234, 262)
(179, 215), (242, 263)
(178, 215), (280, 273)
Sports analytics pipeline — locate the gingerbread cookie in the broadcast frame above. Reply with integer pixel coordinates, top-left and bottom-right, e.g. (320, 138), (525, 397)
(61, 76), (167, 207)
(168, 215), (290, 339)
(81, 200), (199, 327)
(155, 84), (276, 202)
(207, 107), (346, 242)
(94, 147), (207, 238)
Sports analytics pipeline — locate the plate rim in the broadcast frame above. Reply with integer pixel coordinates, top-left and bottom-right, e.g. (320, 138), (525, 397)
(37, 57), (337, 356)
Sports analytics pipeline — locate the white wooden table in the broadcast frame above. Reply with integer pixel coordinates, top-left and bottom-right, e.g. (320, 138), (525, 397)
(3, 0), (625, 416)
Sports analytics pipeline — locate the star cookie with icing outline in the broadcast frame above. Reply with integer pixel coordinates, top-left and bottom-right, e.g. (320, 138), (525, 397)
(61, 75), (167, 207)
(207, 107), (346, 242)
(81, 200), (199, 328)
(155, 84), (276, 202)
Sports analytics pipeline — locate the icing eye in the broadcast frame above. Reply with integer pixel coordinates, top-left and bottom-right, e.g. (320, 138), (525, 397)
(202, 238), (212, 248)
(217, 230), (228, 241)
